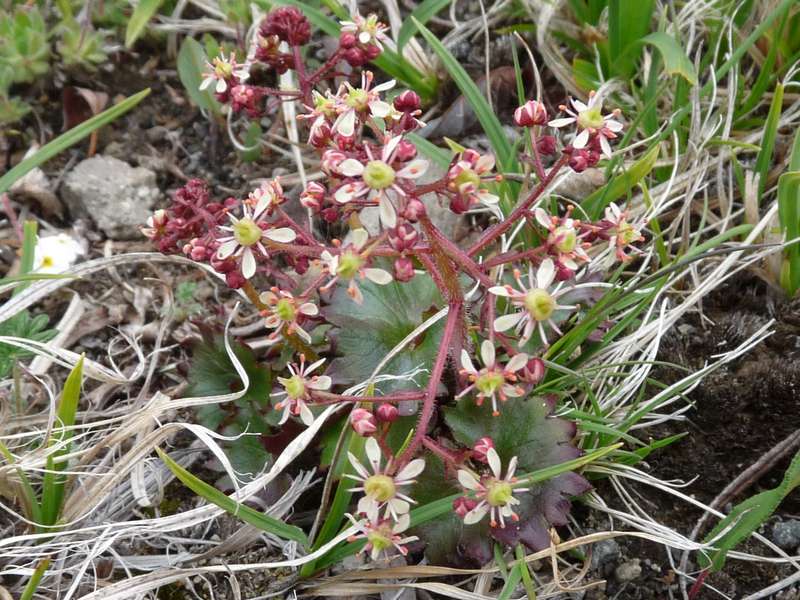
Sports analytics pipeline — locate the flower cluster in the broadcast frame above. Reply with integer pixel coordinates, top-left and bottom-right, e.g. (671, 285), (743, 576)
(145, 6), (645, 565)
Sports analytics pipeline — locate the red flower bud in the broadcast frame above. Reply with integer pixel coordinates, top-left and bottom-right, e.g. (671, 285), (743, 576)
(350, 408), (378, 436)
(513, 100), (548, 127)
(394, 90), (421, 113)
(388, 223), (418, 252)
(403, 198), (425, 222)
(339, 32), (357, 48)
(394, 139), (418, 162)
(343, 47), (366, 67)
(536, 135), (557, 156)
(300, 182), (326, 212)
(472, 437), (494, 463)
(376, 403), (399, 422)
(453, 496), (478, 518)
(393, 256), (415, 282)
(521, 357), (545, 384)
(261, 7), (311, 46)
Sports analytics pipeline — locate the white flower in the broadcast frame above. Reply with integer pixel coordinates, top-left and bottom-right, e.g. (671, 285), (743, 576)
(259, 288), (318, 343)
(602, 202), (645, 265)
(334, 135), (428, 229)
(320, 228), (393, 304)
(489, 258), (576, 347)
(33, 233), (83, 274)
(199, 53), (250, 94)
(346, 437), (425, 521)
(548, 91), (623, 157)
(332, 72), (396, 138)
(533, 207), (589, 270)
(346, 513), (418, 561)
(272, 356), (331, 426)
(339, 13), (389, 49)
(215, 198), (297, 280)
(457, 448), (528, 528)
(458, 340), (528, 416)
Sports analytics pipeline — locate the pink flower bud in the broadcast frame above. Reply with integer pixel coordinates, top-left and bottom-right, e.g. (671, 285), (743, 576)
(376, 403), (398, 422)
(453, 496), (478, 518)
(261, 7), (311, 46)
(536, 135), (557, 156)
(343, 47), (366, 67)
(403, 198), (425, 222)
(393, 256), (415, 282)
(365, 44), (382, 60)
(388, 223), (418, 252)
(394, 90), (421, 113)
(321, 149), (346, 175)
(300, 182), (326, 212)
(521, 357), (545, 383)
(350, 408), (378, 436)
(226, 271), (246, 289)
(568, 149), (590, 173)
(339, 32), (357, 49)
(554, 260), (574, 281)
(514, 100), (548, 127)
(472, 437), (494, 463)
(449, 194), (470, 214)
(394, 139), (418, 162)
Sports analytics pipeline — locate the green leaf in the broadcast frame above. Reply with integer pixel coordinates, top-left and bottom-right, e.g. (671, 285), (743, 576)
(19, 559), (50, 600)
(412, 17), (515, 171)
(778, 170), (800, 296)
(125, 0), (164, 47)
(700, 448), (800, 572)
(325, 273), (444, 393)
(0, 89), (149, 195)
(608, 0), (655, 78)
(407, 132), (451, 169)
(582, 145), (659, 218)
(397, 0), (451, 50)
(177, 37), (222, 118)
(641, 32), (697, 85)
(755, 82), (784, 201)
(0, 310), (57, 379)
(157, 449), (309, 546)
(40, 356), (84, 527)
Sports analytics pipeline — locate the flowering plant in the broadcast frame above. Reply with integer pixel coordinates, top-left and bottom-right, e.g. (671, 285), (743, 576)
(145, 6), (643, 566)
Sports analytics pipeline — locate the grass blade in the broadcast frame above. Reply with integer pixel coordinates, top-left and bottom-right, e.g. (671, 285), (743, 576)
(608, 0), (654, 78)
(125, 0), (164, 48)
(40, 356), (84, 527)
(641, 32), (697, 85)
(157, 448), (309, 546)
(755, 82), (784, 201)
(582, 145), (659, 217)
(0, 89), (150, 195)
(397, 0), (451, 50)
(19, 559), (50, 600)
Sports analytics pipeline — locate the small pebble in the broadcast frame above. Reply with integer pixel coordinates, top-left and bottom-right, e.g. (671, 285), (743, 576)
(772, 520), (800, 550)
(615, 559), (642, 582)
(590, 539), (620, 569)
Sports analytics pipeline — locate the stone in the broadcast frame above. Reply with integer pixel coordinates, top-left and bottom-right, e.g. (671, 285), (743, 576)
(590, 539), (620, 569)
(61, 155), (160, 240)
(772, 520), (800, 550)
(614, 559), (642, 582)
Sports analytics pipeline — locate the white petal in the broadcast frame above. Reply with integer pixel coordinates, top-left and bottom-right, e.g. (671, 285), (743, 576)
(389, 498), (410, 514)
(548, 117), (575, 128)
(572, 99), (588, 111)
(397, 458), (426, 481)
(365, 268), (393, 285)
(457, 469), (481, 491)
(460, 349), (476, 373)
(334, 110), (356, 137)
(378, 196), (397, 228)
(502, 384), (523, 397)
(265, 227), (297, 243)
(494, 311), (524, 332)
(534, 207), (551, 229)
(537, 259), (555, 289)
(351, 228), (369, 249)
(488, 285), (511, 297)
(199, 77), (213, 91)
(295, 326), (312, 343)
(241, 248), (256, 279)
(572, 129), (590, 149)
(383, 135), (402, 160)
(338, 158), (365, 177)
(393, 512), (410, 533)
(599, 134), (612, 158)
(216, 239), (239, 259)
(463, 504), (489, 525)
(335, 183), (359, 204)
(308, 375), (332, 390)
(505, 353), (528, 372)
(365, 437), (382, 467)
(215, 78), (227, 94)
(506, 455), (518, 479)
(373, 79), (396, 93)
(480, 340), (495, 367)
(369, 99), (392, 118)
(396, 159), (428, 179)
(300, 302), (319, 316)
(487, 448), (502, 478)
(478, 191), (499, 205)
(605, 118), (623, 132)
(299, 402), (315, 426)
(348, 453), (370, 479)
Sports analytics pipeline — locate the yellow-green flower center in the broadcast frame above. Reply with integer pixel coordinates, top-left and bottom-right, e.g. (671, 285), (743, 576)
(367, 526), (393, 552)
(275, 298), (296, 322)
(453, 168), (481, 190)
(486, 480), (513, 507)
(233, 218), (262, 246)
(553, 226), (577, 253)
(364, 474), (396, 502)
(213, 58), (233, 78)
(475, 371), (505, 396)
(346, 88), (369, 110)
(284, 374), (306, 400)
(363, 160), (396, 190)
(577, 107), (604, 130)
(524, 289), (556, 321)
(337, 251), (364, 280)
(617, 222), (638, 245)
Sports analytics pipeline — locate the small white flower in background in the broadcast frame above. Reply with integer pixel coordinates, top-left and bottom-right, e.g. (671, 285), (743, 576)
(259, 288), (318, 343)
(319, 228), (393, 304)
(199, 53), (250, 94)
(458, 340), (528, 416)
(602, 202), (645, 265)
(33, 233), (84, 274)
(548, 90), (623, 157)
(457, 448), (528, 528)
(346, 512), (418, 561)
(339, 13), (389, 49)
(272, 355), (331, 426)
(331, 71), (395, 138)
(489, 258), (577, 347)
(347, 437), (425, 521)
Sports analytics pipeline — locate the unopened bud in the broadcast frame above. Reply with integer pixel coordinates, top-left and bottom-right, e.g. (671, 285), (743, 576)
(521, 357), (545, 384)
(376, 403), (399, 422)
(403, 198), (424, 222)
(514, 100), (548, 127)
(393, 256), (415, 282)
(536, 135), (557, 156)
(394, 90), (421, 113)
(472, 437), (494, 463)
(394, 139), (418, 162)
(453, 496), (478, 518)
(350, 408), (377, 436)
(388, 223), (418, 252)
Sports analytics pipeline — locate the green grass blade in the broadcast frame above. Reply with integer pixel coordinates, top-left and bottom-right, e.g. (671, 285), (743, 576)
(407, 132), (451, 169)
(13, 220), (38, 297)
(412, 17), (515, 170)
(608, 0), (654, 78)
(755, 82), (784, 201)
(20, 559), (50, 600)
(40, 356), (84, 527)
(641, 32), (697, 85)
(778, 171), (800, 295)
(0, 89), (150, 195)
(397, 0), (451, 50)
(125, 0), (164, 48)
(0, 440), (42, 525)
(157, 448), (309, 546)
(582, 145), (659, 217)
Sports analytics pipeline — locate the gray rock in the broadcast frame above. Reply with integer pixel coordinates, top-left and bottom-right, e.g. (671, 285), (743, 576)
(772, 520), (800, 550)
(615, 559), (642, 582)
(61, 155), (160, 240)
(590, 539), (620, 569)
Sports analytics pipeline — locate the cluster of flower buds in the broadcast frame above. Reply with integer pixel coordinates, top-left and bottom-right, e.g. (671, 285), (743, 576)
(146, 6), (646, 564)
